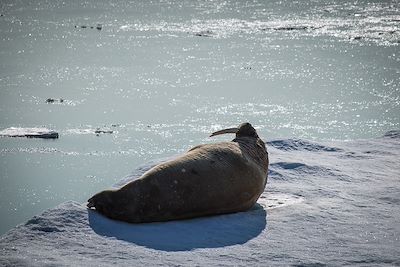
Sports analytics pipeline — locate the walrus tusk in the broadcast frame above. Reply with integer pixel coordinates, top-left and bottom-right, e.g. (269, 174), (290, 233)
(209, 127), (238, 137)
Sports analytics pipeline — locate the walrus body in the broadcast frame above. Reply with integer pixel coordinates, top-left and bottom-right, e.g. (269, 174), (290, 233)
(87, 123), (269, 223)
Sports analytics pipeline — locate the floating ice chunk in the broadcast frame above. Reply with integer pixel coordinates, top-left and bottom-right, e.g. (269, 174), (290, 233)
(65, 128), (114, 135)
(0, 127), (59, 139)
(45, 98), (64, 104)
(194, 30), (214, 37)
(94, 128), (113, 135)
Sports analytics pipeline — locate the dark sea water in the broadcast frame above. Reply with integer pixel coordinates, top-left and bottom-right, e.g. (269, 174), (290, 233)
(0, 1), (399, 263)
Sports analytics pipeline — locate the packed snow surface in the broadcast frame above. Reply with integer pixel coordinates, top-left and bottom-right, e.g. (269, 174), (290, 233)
(1, 132), (399, 266)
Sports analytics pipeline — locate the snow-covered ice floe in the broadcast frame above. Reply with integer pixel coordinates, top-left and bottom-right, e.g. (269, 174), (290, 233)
(0, 127), (59, 139)
(1, 131), (400, 266)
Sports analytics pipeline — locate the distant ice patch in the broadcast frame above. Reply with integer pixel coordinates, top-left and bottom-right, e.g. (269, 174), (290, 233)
(0, 127), (58, 139)
(66, 127), (114, 136)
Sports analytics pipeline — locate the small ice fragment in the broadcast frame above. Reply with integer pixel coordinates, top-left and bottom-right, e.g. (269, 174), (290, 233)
(0, 127), (59, 139)
(94, 128), (113, 134)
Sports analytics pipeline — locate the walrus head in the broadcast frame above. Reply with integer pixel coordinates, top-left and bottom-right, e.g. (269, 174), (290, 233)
(210, 122), (259, 139)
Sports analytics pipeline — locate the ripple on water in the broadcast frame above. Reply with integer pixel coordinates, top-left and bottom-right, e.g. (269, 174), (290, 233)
(117, 8), (400, 46)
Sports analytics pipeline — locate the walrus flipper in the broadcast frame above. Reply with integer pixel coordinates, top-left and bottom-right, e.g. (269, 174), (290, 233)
(87, 190), (115, 215)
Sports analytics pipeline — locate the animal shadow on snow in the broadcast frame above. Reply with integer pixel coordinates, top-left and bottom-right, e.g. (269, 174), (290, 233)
(88, 204), (267, 251)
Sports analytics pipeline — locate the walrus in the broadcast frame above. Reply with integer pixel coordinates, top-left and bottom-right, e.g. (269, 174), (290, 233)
(87, 122), (269, 223)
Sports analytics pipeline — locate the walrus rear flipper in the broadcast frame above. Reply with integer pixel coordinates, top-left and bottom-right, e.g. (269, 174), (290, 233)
(87, 190), (115, 216)
(87, 199), (94, 208)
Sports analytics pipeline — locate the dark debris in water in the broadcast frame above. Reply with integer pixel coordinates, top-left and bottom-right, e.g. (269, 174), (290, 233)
(75, 24), (102, 31)
(95, 128), (113, 135)
(26, 132), (59, 139)
(261, 25), (321, 31)
(275, 26), (308, 31)
(194, 30), (214, 37)
(46, 98), (64, 104)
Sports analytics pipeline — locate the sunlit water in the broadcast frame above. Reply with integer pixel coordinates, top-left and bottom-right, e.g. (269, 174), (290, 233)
(0, 0), (399, 239)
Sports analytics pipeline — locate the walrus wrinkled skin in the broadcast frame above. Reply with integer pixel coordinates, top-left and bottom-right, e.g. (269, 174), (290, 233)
(87, 122), (269, 223)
